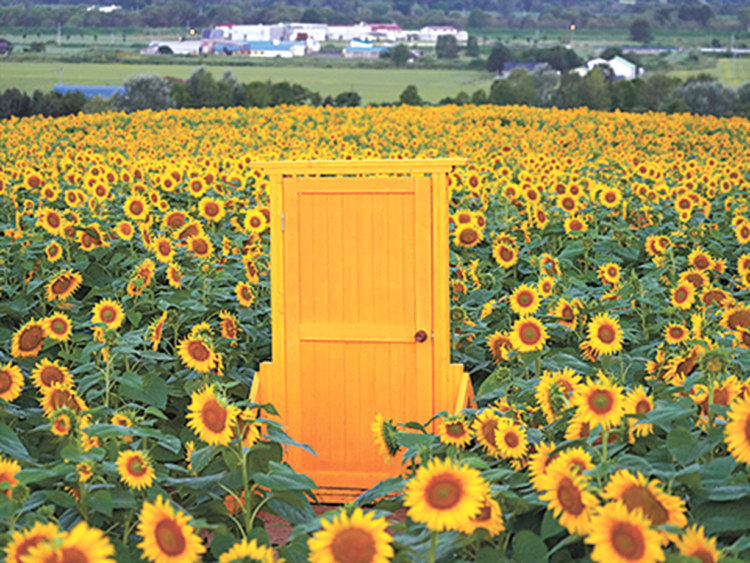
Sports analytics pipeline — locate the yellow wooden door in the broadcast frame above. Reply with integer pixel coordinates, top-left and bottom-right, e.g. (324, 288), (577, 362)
(281, 175), (434, 491)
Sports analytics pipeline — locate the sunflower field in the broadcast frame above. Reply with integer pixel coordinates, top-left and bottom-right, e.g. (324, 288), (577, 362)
(0, 104), (748, 562)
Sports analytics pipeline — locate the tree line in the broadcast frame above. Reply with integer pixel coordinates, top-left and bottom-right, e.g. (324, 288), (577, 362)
(0, 0), (746, 32)
(1, 66), (748, 120)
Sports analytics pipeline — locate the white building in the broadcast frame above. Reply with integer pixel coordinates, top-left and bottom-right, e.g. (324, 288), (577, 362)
(417, 26), (468, 43)
(140, 40), (205, 55)
(576, 55), (644, 80)
(214, 24), (285, 42)
(327, 23), (373, 41)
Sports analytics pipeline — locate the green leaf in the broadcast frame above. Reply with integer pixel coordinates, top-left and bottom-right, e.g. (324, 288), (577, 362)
(264, 425), (316, 455)
(46, 489), (77, 508)
(0, 423), (31, 463)
(252, 462), (316, 492)
(355, 477), (404, 506)
(511, 530), (548, 563)
(541, 509), (565, 539)
(91, 489), (113, 516)
(693, 499), (750, 534)
(142, 373), (168, 409)
(666, 427), (700, 465)
(705, 485), (750, 502)
(17, 464), (70, 485)
(474, 546), (505, 562)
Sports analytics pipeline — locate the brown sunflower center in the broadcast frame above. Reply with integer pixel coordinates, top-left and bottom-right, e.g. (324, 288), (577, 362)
(47, 213), (61, 228)
(51, 276), (73, 295)
(201, 398), (228, 433)
(520, 323), (541, 345)
(250, 217), (262, 228)
(561, 306), (574, 322)
(728, 310), (750, 330)
(41, 366), (64, 386)
(129, 200), (144, 215)
(331, 527), (376, 563)
(59, 547), (88, 563)
(426, 474), (463, 509)
(712, 388), (729, 406)
(693, 255), (710, 269)
(668, 327), (685, 340)
(588, 390), (614, 414)
(204, 202), (219, 216)
(675, 287), (688, 302)
(690, 548), (717, 563)
(569, 219), (583, 231)
(635, 400), (651, 415)
(503, 431), (519, 448)
(50, 319), (68, 335)
(474, 502), (492, 522)
(158, 241), (171, 255)
(0, 371), (11, 393)
(167, 214), (186, 229)
(446, 422), (465, 438)
(127, 456), (148, 477)
(155, 518), (187, 556)
(605, 192), (617, 203)
(100, 306), (117, 324)
(557, 477), (584, 515)
(187, 340), (211, 362)
(517, 292), (533, 307)
(19, 325), (44, 351)
(459, 228), (479, 245)
(50, 389), (73, 410)
(481, 420), (498, 447)
(610, 521), (646, 559)
(240, 287), (252, 301)
(621, 485), (668, 525)
(192, 239), (209, 255)
(499, 246), (514, 262)
(597, 324), (616, 344)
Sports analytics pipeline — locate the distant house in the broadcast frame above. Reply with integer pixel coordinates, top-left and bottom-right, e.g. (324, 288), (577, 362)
(0, 38), (11, 55)
(418, 26), (468, 43)
(52, 84), (125, 99)
(342, 42), (389, 59)
(575, 55), (643, 80)
(140, 40), (205, 55)
(207, 40), (305, 58)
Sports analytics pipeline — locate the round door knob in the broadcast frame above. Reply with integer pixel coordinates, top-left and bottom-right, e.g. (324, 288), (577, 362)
(414, 330), (428, 342)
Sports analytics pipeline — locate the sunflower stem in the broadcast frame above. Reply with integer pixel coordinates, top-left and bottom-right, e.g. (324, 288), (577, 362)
(601, 429), (609, 462)
(239, 444), (254, 536)
(429, 530), (438, 563)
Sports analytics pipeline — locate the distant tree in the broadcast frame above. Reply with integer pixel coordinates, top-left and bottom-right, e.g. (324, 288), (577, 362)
(635, 73), (681, 111)
(533, 68), (560, 106)
(467, 8), (488, 29)
(677, 4), (713, 27)
(435, 35), (459, 59)
(671, 80), (737, 116)
(599, 46), (623, 60)
(399, 85), (422, 105)
(333, 91), (361, 107)
(471, 89), (488, 104)
(737, 82), (750, 118)
(630, 18), (653, 44)
(553, 72), (585, 108)
(581, 68), (612, 110)
(524, 46), (582, 72)
(465, 36), (479, 58)
(301, 7), (324, 23)
(114, 73), (173, 113)
(183, 67), (219, 108)
(486, 42), (510, 74)
(242, 81), (271, 108)
(488, 68), (539, 106)
(60, 91), (86, 115)
(0, 88), (31, 119)
(611, 79), (639, 111)
(390, 43), (412, 67)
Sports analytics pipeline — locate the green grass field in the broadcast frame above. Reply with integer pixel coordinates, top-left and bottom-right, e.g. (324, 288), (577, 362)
(670, 58), (750, 88)
(0, 61), (497, 104)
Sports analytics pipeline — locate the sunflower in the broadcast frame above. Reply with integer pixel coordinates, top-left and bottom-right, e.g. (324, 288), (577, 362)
(308, 508), (393, 563)
(528, 441), (558, 491)
(3, 521), (59, 563)
(725, 396), (750, 465)
(235, 281), (255, 307)
(437, 415), (473, 448)
(115, 220), (135, 240)
(564, 216), (588, 236)
(0, 456), (21, 499)
(602, 470), (687, 532)
(235, 409), (262, 449)
(45, 240), (63, 263)
(486, 330), (511, 363)
(51, 411), (73, 436)
(551, 298), (579, 331)
(403, 457), (490, 532)
(737, 221), (750, 244)
(599, 187), (622, 208)
(509, 284), (541, 317)
(738, 253), (750, 276)
(585, 501), (665, 563)
(177, 336), (216, 373)
(671, 282), (696, 310)
(453, 224), (484, 248)
(675, 525), (720, 563)
(244, 209), (268, 234)
(492, 242), (518, 268)
(31, 358), (73, 390)
(0, 361), (24, 402)
(571, 375), (625, 430)
(36, 207), (65, 236)
(43, 312), (73, 342)
(688, 247), (714, 271)
(219, 538), (276, 563)
(371, 413), (400, 460)
(679, 269), (710, 291)
(39, 382), (86, 416)
(46, 270), (83, 302)
(509, 317), (548, 353)
(219, 310), (240, 341)
(537, 276), (556, 298)
(137, 495), (206, 563)
(547, 447), (595, 476)
(23, 521), (114, 563)
(598, 262), (621, 287)
(494, 418), (528, 459)
(535, 367), (582, 424)
(624, 387), (654, 442)
(471, 409), (501, 457)
(91, 298), (124, 330)
(663, 322), (689, 345)
(11, 318), (46, 358)
(186, 385), (238, 446)
(153, 237), (175, 263)
(117, 450), (156, 490)
(187, 235), (213, 259)
(585, 313), (624, 356)
(111, 412), (134, 442)
(123, 193), (151, 222)
(198, 197), (226, 223)
(166, 264), (183, 289)
(457, 494), (505, 537)
(147, 310), (169, 352)
(537, 464), (599, 536)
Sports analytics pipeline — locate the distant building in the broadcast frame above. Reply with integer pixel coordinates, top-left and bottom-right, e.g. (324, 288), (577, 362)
(575, 55), (643, 80)
(52, 84), (125, 98)
(327, 23), (372, 42)
(141, 40), (205, 55)
(206, 40), (306, 58)
(418, 26), (468, 43)
(342, 42), (389, 59)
